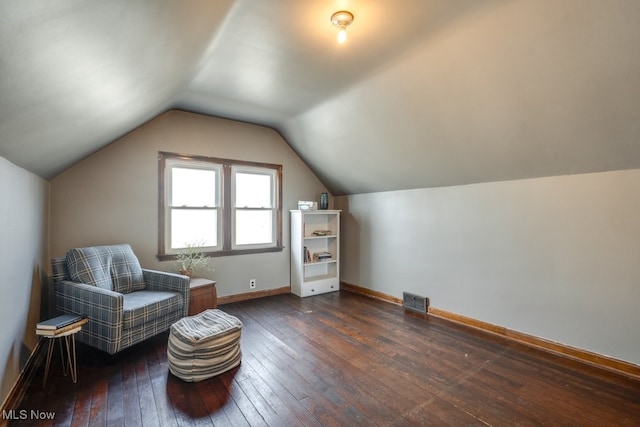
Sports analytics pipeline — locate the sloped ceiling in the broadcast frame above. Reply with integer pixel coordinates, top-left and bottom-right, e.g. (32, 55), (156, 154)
(1, 0), (639, 195)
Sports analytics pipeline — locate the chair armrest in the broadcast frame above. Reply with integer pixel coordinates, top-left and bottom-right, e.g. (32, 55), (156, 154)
(143, 269), (190, 317)
(55, 280), (123, 318)
(54, 280), (124, 354)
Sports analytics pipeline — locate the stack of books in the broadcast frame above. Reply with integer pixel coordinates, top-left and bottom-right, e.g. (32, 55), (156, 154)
(36, 314), (88, 336)
(312, 251), (332, 262)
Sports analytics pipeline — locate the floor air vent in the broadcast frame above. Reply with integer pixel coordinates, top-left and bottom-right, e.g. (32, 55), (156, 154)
(403, 292), (429, 314)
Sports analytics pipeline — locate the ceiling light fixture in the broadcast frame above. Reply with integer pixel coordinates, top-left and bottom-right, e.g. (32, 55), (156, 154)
(331, 10), (354, 44)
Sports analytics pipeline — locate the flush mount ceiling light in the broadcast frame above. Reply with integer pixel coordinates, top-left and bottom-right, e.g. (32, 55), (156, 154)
(331, 10), (354, 44)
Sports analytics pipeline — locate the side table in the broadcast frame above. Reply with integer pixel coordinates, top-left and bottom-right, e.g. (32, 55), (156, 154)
(36, 318), (87, 388)
(189, 277), (217, 316)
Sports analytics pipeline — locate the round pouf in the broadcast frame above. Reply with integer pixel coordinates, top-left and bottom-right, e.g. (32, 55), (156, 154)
(168, 309), (242, 382)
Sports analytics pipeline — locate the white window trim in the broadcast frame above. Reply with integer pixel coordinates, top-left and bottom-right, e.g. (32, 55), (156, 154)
(164, 158), (222, 254)
(231, 165), (277, 250)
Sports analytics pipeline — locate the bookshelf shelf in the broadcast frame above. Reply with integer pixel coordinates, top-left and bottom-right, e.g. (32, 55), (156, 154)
(303, 273), (338, 283)
(290, 209), (340, 297)
(304, 259), (337, 266)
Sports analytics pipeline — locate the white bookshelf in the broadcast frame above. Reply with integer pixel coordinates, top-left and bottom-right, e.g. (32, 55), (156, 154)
(290, 210), (340, 297)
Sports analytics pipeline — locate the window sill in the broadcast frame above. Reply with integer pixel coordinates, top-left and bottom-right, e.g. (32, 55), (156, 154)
(157, 245), (285, 262)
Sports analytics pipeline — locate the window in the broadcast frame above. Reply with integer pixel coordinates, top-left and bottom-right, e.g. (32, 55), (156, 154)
(232, 166), (277, 248)
(167, 161), (222, 252)
(158, 152), (282, 259)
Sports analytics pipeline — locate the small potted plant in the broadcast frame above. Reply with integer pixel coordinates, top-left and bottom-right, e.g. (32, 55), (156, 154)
(175, 240), (213, 278)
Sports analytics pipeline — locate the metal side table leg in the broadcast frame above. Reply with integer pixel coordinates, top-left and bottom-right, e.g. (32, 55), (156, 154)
(42, 338), (56, 388)
(59, 337), (69, 377)
(63, 334), (78, 383)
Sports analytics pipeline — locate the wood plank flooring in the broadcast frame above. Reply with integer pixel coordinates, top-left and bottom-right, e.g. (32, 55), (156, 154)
(12, 291), (640, 426)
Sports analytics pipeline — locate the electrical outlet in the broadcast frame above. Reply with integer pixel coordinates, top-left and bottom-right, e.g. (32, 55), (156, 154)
(249, 279), (256, 289)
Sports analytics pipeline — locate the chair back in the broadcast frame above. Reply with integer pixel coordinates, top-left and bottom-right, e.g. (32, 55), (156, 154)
(51, 256), (69, 282)
(58, 244), (146, 294)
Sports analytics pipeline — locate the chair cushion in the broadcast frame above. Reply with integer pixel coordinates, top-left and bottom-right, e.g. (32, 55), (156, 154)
(122, 290), (184, 330)
(66, 244), (146, 293)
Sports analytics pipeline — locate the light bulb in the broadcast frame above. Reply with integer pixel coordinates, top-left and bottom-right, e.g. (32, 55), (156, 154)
(337, 27), (347, 44)
(331, 10), (353, 45)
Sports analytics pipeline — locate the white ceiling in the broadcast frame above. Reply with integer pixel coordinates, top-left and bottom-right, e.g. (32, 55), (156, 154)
(1, 0), (639, 195)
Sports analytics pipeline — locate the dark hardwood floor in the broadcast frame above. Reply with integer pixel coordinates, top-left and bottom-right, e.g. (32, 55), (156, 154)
(12, 291), (640, 426)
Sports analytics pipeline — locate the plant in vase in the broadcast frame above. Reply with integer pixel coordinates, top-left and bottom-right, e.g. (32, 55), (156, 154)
(175, 240), (213, 278)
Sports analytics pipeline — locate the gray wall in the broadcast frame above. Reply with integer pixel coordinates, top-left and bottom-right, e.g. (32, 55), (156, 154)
(0, 156), (48, 407)
(49, 110), (328, 297)
(336, 169), (640, 365)
(285, 0), (640, 196)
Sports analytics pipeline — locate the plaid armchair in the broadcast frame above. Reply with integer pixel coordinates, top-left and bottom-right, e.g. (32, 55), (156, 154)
(51, 244), (189, 355)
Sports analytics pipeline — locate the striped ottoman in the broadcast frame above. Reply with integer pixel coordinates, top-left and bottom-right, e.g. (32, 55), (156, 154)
(167, 309), (242, 382)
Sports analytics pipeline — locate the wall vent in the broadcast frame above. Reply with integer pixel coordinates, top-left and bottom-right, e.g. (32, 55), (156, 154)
(403, 292), (429, 314)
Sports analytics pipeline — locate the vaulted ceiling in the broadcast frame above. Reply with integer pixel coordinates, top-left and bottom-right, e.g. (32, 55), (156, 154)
(1, 0), (639, 195)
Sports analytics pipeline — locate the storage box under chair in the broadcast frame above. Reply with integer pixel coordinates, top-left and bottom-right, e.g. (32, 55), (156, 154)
(167, 309), (242, 382)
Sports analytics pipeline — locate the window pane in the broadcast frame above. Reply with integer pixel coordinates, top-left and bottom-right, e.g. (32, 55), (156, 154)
(235, 210), (272, 245)
(171, 209), (217, 249)
(235, 172), (272, 208)
(172, 167), (217, 207)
